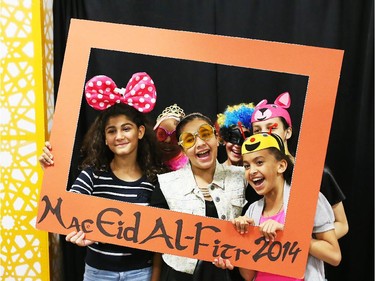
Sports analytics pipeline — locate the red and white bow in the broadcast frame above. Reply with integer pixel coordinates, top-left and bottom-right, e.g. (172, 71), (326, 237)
(84, 72), (157, 113)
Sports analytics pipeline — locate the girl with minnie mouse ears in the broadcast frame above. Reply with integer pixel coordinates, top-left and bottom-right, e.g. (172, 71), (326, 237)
(43, 72), (167, 281)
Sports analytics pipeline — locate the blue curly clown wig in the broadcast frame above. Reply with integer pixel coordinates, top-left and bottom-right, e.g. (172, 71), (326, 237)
(216, 103), (255, 143)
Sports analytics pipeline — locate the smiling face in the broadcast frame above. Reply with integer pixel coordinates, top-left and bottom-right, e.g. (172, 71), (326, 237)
(225, 141), (242, 165)
(224, 126), (250, 166)
(155, 118), (181, 161)
(104, 115), (145, 159)
(242, 148), (286, 196)
(179, 118), (218, 172)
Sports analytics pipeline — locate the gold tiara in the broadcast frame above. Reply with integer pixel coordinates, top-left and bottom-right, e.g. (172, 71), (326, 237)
(156, 104), (185, 122)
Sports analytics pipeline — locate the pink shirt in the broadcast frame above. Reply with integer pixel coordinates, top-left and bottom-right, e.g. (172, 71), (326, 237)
(256, 209), (303, 281)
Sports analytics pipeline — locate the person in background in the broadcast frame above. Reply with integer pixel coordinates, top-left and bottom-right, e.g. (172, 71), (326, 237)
(216, 102), (260, 217)
(214, 133), (341, 281)
(250, 92), (348, 239)
(42, 72), (167, 281)
(216, 103), (255, 166)
(153, 104), (189, 171)
(151, 112), (248, 281)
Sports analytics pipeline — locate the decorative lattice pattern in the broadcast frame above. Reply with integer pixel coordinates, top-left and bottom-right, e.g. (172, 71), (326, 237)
(0, 0), (53, 279)
(42, 0), (55, 134)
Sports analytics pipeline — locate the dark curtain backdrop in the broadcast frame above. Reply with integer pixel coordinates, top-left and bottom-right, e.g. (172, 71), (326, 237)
(52, 1), (374, 280)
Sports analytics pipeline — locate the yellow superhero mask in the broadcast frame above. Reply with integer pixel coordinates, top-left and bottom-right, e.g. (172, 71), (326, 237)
(241, 133), (285, 155)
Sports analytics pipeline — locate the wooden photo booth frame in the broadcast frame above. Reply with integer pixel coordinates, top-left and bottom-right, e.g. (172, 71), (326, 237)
(36, 19), (343, 278)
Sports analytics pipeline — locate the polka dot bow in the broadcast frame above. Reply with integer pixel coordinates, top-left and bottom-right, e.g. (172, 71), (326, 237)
(84, 72), (157, 113)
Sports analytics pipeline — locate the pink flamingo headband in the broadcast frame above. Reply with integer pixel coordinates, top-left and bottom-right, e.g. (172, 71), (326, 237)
(84, 72), (157, 113)
(251, 92), (292, 127)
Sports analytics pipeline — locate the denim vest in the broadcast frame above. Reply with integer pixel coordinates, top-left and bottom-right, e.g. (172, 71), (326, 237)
(157, 161), (247, 274)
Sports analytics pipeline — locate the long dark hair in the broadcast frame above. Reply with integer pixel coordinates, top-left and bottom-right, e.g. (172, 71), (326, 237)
(267, 147), (294, 185)
(79, 103), (167, 182)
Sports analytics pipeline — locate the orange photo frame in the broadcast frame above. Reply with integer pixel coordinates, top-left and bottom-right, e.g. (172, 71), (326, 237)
(36, 19), (343, 278)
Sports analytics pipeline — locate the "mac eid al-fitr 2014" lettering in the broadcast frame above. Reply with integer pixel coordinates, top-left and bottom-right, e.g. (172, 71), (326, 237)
(38, 195), (301, 263)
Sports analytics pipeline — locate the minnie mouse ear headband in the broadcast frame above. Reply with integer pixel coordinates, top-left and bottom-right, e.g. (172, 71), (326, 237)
(251, 92), (292, 128)
(153, 104), (185, 130)
(85, 72), (156, 113)
(242, 132), (285, 155)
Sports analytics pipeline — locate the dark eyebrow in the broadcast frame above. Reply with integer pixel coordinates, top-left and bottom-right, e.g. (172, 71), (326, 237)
(266, 122), (277, 127)
(254, 122), (277, 127)
(253, 155), (265, 162)
(105, 125), (115, 130)
(105, 122), (134, 130)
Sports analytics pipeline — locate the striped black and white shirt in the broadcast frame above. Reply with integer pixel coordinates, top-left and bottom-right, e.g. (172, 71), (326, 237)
(70, 167), (156, 272)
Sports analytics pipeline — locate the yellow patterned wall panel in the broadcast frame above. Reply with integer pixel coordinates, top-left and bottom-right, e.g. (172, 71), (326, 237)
(41, 0), (55, 134)
(1, 0), (53, 279)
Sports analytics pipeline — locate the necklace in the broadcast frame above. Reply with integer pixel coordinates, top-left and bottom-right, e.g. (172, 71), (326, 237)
(199, 185), (212, 200)
(263, 202), (284, 217)
(193, 175), (213, 201)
